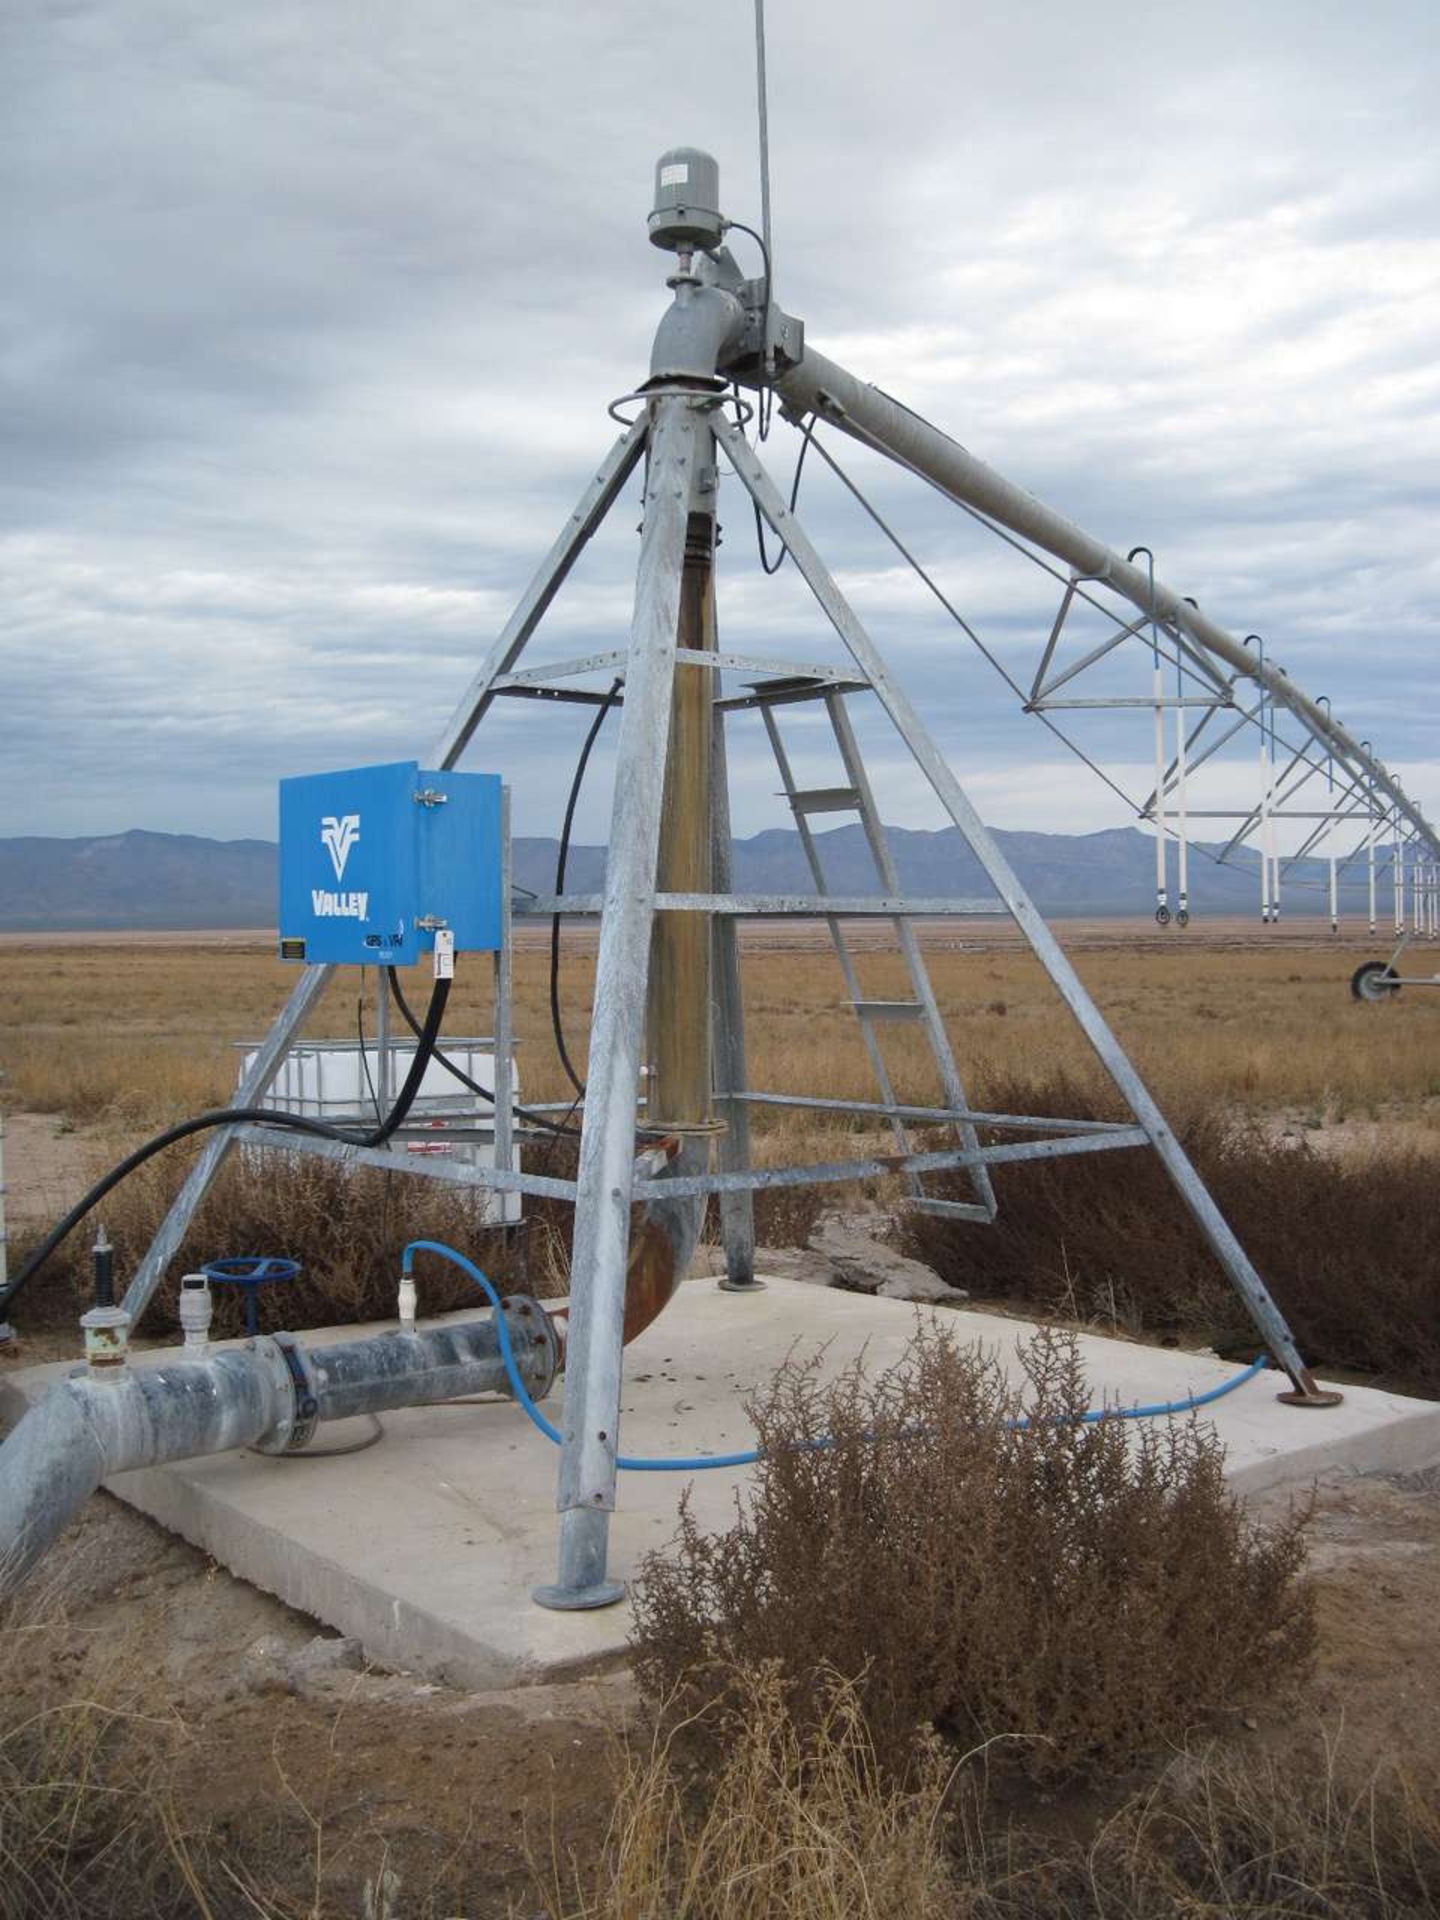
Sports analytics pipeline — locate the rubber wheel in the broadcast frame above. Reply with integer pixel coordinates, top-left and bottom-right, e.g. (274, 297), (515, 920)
(1176, 908), (1190, 928)
(1155, 905), (1172, 926)
(1351, 960), (1401, 1004)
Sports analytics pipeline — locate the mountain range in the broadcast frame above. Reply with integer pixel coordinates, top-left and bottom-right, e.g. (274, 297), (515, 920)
(0, 825), (1370, 931)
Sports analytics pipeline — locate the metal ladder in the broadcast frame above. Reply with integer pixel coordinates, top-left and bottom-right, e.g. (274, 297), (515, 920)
(760, 686), (996, 1223)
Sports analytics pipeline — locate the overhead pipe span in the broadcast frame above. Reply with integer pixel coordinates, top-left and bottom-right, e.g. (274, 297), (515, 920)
(0, 1306), (556, 1598)
(768, 345), (1439, 862)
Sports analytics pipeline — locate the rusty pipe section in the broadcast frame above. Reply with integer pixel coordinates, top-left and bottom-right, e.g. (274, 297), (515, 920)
(548, 498), (720, 1365)
(542, 1137), (707, 1361)
(641, 487), (717, 1330)
(649, 507), (716, 1143)
(623, 1167), (707, 1345)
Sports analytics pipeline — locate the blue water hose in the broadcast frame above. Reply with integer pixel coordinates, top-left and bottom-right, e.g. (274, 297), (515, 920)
(401, 1239), (1270, 1473)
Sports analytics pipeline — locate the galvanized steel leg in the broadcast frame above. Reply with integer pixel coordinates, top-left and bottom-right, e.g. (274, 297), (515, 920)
(716, 417), (1334, 1404)
(535, 393), (704, 1611)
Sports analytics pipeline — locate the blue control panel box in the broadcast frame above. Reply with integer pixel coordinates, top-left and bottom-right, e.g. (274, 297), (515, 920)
(278, 761), (502, 965)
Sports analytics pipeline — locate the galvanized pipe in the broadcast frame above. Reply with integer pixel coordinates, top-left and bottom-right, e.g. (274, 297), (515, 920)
(305, 1310), (554, 1422)
(0, 1308), (555, 1597)
(0, 1347), (287, 1596)
(771, 346), (1440, 863)
(710, 656), (760, 1290)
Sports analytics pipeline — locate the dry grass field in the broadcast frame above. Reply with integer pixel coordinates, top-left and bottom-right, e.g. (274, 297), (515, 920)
(5, 915), (1439, 1379)
(5, 917), (1439, 1144)
(3, 921), (1440, 1917)
(5, 913), (1436, 1382)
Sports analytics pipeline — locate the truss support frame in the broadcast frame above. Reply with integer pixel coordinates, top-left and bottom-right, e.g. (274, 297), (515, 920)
(773, 346), (1440, 866)
(715, 414), (1327, 1401)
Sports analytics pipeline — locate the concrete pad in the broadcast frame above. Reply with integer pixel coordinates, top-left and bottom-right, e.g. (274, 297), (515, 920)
(4, 1277), (1439, 1690)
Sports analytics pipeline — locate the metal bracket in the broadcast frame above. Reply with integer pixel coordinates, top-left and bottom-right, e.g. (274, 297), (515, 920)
(1276, 1378), (1346, 1408)
(248, 1331), (321, 1454)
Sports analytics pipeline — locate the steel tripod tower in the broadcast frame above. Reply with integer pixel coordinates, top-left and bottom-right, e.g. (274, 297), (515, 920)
(127, 148), (1382, 1611)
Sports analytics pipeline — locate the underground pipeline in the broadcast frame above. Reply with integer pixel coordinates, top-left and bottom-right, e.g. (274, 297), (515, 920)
(0, 1303), (557, 1598)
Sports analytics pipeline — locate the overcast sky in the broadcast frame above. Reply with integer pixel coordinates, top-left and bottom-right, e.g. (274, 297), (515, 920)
(4, 0), (1438, 855)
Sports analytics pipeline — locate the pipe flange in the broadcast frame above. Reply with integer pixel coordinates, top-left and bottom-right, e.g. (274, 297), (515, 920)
(501, 1294), (560, 1402)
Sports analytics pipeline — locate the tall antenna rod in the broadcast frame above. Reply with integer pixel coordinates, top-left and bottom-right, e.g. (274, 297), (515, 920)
(754, 0), (773, 264)
(754, 0), (774, 378)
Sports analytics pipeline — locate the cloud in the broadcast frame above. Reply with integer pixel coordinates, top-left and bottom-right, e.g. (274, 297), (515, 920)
(2, 0), (1438, 865)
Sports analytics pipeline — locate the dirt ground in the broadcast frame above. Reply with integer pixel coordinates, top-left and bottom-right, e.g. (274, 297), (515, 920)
(4, 1447), (1434, 1916)
(12, 1492), (626, 1913)
(2, 1110), (107, 1224)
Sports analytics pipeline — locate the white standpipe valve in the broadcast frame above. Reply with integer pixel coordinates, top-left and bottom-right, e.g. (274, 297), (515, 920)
(397, 1273), (417, 1334)
(179, 1273), (213, 1352)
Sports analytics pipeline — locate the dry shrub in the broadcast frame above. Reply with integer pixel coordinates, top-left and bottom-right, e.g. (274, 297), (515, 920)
(543, 1677), (1440, 1920)
(10, 1148), (557, 1339)
(748, 1177), (832, 1248)
(539, 1660), (955, 1920)
(901, 1071), (1440, 1395)
(952, 1745), (1440, 1917)
(631, 1323), (1312, 1787)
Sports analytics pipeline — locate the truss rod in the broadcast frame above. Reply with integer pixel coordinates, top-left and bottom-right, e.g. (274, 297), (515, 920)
(738, 1091), (1140, 1132)
(802, 429), (1146, 821)
(631, 1129), (1153, 1199)
(1029, 607), (1154, 702)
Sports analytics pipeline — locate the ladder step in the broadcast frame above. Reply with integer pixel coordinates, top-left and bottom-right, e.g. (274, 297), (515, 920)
(852, 1000), (926, 1023)
(907, 1197), (995, 1224)
(788, 786), (861, 814)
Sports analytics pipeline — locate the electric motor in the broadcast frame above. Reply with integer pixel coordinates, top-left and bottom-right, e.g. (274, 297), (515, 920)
(648, 147), (724, 252)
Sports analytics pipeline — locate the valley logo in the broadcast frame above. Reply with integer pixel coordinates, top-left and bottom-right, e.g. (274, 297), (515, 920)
(312, 813), (368, 918)
(321, 812), (361, 881)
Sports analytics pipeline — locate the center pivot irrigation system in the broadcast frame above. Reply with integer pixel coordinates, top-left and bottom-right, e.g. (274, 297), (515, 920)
(5, 140), (1436, 1614)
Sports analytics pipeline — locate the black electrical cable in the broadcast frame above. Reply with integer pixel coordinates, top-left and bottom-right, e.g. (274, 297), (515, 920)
(552, 678), (623, 1096)
(724, 218), (773, 440)
(746, 410), (816, 575)
(384, 967), (580, 1139)
(357, 974), (384, 1125)
(721, 213), (809, 577)
(0, 976), (453, 1318)
(261, 1412), (385, 1459)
